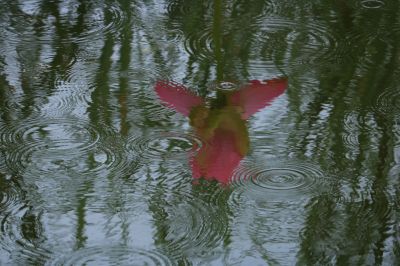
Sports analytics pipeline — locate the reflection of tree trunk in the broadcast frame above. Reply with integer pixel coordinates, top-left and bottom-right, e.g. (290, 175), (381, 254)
(75, 0), (115, 250)
(370, 115), (393, 265)
(87, 19), (114, 125)
(75, 194), (88, 249)
(118, 1), (133, 136)
(297, 195), (337, 265)
(147, 178), (191, 263)
(147, 178), (232, 262)
(74, 0), (89, 34)
(74, 153), (99, 250)
(295, 0), (399, 262)
(213, 0), (223, 81)
(21, 207), (42, 244)
(0, 74), (12, 123)
(165, 0), (269, 86)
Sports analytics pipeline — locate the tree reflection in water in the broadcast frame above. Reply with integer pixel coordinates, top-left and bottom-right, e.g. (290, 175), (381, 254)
(155, 78), (287, 184)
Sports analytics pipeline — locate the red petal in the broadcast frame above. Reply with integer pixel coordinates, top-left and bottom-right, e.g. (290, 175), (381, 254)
(230, 78), (287, 119)
(191, 129), (243, 184)
(155, 80), (204, 116)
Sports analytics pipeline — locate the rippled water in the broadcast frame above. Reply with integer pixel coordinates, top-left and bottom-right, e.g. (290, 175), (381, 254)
(0, 0), (399, 265)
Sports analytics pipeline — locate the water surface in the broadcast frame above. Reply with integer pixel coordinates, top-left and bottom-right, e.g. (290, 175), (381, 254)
(0, 0), (399, 265)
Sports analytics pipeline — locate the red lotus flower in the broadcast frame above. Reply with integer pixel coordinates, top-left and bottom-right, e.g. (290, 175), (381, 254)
(155, 78), (287, 184)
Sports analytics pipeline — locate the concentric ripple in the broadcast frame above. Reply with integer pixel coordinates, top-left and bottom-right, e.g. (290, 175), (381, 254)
(342, 193), (393, 221)
(342, 111), (381, 159)
(212, 81), (240, 92)
(1, 117), (115, 175)
(0, 1), (129, 46)
(72, 2), (130, 44)
(231, 159), (328, 202)
(171, 0), (280, 63)
(48, 246), (172, 266)
(160, 199), (228, 258)
(3, 117), (100, 150)
(39, 80), (92, 117)
(0, 76), (68, 118)
(251, 17), (342, 72)
(125, 132), (204, 162)
(360, 0), (385, 9)
(0, 176), (24, 214)
(183, 26), (214, 61)
(0, 208), (51, 265)
(374, 86), (400, 115)
(343, 111), (361, 151)
(166, 0), (196, 16)
(19, 141), (138, 181)
(133, 175), (229, 258)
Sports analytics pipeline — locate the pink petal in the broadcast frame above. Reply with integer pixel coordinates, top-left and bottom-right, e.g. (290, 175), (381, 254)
(191, 129), (243, 184)
(155, 80), (204, 116)
(230, 78), (287, 119)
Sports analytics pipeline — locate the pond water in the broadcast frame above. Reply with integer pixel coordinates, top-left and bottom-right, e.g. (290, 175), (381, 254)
(0, 0), (399, 265)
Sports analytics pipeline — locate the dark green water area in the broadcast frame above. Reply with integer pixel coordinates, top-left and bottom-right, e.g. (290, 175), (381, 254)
(0, 0), (399, 265)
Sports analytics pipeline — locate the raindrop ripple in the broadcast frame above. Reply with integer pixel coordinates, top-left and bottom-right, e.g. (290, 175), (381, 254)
(39, 80), (92, 117)
(160, 199), (228, 258)
(231, 159), (329, 202)
(1, 117), (122, 176)
(374, 86), (400, 115)
(0, 208), (51, 265)
(360, 0), (385, 9)
(48, 246), (172, 266)
(126, 131), (204, 162)
(251, 17), (342, 72)
(0, 176), (24, 214)
(0, 1), (129, 46)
